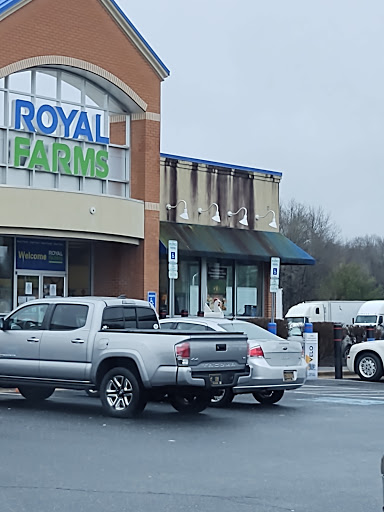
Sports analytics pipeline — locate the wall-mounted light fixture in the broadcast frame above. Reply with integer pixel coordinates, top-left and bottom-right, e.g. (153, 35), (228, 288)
(227, 207), (248, 226)
(197, 203), (221, 223)
(255, 209), (277, 229)
(166, 200), (189, 220)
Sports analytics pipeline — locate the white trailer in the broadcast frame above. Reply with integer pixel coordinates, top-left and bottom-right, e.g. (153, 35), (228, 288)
(285, 301), (365, 335)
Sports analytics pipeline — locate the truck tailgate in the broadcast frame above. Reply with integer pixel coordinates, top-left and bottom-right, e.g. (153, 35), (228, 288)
(187, 333), (248, 371)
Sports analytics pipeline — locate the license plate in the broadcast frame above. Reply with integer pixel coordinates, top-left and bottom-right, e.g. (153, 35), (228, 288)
(284, 371), (295, 381)
(209, 374), (222, 386)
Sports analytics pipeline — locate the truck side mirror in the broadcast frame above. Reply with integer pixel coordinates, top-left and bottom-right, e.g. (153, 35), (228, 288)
(379, 316), (383, 325)
(0, 318), (4, 330)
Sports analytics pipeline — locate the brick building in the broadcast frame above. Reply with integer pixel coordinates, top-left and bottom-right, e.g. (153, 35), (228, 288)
(0, 0), (313, 316)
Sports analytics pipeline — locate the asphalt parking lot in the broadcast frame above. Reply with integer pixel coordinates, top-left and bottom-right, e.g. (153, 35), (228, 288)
(0, 378), (383, 512)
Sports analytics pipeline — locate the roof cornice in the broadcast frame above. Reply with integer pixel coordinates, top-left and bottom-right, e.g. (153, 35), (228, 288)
(0, 0), (170, 81)
(0, 0), (31, 21)
(99, 0), (170, 81)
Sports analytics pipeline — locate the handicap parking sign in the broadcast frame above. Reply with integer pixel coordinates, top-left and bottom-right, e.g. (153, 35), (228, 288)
(147, 291), (157, 309)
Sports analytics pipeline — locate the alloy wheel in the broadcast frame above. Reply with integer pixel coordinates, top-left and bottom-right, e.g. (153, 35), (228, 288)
(105, 375), (133, 411)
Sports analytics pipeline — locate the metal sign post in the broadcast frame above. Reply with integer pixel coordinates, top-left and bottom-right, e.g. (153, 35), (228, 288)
(168, 240), (178, 317)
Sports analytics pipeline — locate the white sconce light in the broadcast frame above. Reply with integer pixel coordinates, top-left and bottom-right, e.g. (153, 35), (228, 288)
(166, 200), (189, 220)
(227, 207), (248, 226)
(255, 209), (277, 229)
(197, 203), (221, 223)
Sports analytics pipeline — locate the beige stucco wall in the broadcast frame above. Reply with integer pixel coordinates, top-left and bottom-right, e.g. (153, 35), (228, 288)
(160, 157), (281, 231)
(0, 188), (144, 243)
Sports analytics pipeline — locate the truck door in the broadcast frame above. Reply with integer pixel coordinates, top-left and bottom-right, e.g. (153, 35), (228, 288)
(39, 303), (92, 380)
(0, 303), (49, 377)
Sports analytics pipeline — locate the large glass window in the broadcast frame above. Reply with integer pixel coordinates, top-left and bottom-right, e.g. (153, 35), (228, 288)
(0, 237), (14, 314)
(174, 260), (200, 316)
(235, 263), (263, 317)
(0, 69), (130, 198)
(207, 260), (233, 316)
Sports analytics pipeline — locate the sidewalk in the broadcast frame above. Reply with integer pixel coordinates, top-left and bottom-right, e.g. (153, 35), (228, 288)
(318, 366), (356, 379)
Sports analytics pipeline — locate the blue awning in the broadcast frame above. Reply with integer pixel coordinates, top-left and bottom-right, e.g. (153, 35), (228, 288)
(160, 222), (315, 265)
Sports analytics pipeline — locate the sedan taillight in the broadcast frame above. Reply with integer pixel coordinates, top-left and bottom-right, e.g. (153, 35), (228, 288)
(249, 346), (264, 358)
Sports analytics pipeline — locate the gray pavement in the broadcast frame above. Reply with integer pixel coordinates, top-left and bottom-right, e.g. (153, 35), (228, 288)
(0, 380), (383, 512)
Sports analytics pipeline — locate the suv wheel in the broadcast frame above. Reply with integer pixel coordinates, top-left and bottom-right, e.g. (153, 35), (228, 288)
(18, 386), (55, 402)
(100, 367), (147, 418)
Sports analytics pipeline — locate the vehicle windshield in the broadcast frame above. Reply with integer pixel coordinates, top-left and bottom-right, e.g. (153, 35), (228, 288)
(219, 322), (285, 341)
(286, 317), (305, 324)
(355, 315), (377, 324)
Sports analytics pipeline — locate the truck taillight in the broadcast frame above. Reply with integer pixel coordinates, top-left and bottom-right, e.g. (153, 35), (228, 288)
(249, 346), (264, 358)
(175, 342), (190, 365)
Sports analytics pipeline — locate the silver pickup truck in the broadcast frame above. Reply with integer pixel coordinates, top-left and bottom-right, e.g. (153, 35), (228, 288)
(0, 297), (248, 418)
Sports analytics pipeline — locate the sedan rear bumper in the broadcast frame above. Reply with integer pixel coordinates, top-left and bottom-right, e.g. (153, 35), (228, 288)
(234, 359), (308, 394)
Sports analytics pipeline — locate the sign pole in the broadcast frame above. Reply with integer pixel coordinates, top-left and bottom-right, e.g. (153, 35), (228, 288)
(169, 278), (175, 317)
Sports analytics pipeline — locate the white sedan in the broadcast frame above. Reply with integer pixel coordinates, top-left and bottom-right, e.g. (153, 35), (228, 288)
(347, 341), (384, 381)
(160, 317), (308, 407)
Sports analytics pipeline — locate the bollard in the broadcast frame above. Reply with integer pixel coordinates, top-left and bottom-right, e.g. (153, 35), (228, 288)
(367, 325), (375, 341)
(304, 322), (313, 334)
(333, 323), (343, 379)
(180, 310), (189, 317)
(268, 322), (277, 335)
(381, 455), (384, 511)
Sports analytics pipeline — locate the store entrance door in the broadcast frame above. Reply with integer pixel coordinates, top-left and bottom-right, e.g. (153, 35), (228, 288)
(16, 273), (65, 307)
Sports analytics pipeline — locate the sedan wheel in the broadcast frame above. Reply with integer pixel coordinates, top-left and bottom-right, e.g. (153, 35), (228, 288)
(253, 390), (284, 405)
(356, 353), (383, 382)
(100, 367), (146, 418)
(168, 391), (211, 415)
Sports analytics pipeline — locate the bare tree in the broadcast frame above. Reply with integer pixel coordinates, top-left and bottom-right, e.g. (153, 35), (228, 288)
(279, 200), (342, 312)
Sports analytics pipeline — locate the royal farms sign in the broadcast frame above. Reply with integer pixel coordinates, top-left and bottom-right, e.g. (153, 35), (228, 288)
(12, 99), (110, 179)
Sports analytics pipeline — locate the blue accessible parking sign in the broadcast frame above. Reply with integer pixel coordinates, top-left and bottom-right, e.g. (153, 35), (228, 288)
(147, 291), (157, 309)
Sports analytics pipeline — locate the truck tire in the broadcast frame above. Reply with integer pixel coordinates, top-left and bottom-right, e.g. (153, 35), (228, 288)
(168, 391), (212, 415)
(253, 390), (284, 405)
(85, 389), (100, 398)
(209, 388), (234, 408)
(356, 352), (383, 381)
(100, 367), (147, 418)
(18, 386), (55, 402)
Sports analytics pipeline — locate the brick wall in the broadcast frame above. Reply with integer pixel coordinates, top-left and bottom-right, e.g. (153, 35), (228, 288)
(0, 0), (163, 303)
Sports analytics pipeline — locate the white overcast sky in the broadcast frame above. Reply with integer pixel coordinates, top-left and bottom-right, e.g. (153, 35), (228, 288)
(118, 0), (384, 240)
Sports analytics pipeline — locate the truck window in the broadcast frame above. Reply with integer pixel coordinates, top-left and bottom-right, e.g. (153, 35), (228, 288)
(136, 307), (158, 329)
(123, 307), (136, 328)
(7, 303), (48, 330)
(102, 307), (124, 329)
(50, 304), (88, 331)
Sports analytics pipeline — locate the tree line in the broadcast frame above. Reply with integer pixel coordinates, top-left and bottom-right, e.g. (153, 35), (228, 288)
(280, 199), (384, 313)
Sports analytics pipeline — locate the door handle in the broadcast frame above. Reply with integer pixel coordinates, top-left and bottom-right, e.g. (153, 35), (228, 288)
(27, 337), (40, 343)
(71, 338), (85, 344)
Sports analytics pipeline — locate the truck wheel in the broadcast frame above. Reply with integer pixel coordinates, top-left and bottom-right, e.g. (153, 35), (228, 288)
(168, 391), (212, 415)
(356, 353), (383, 381)
(85, 389), (100, 398)
(209, 389), (234, 408)
(100, 367), (147, 418)
(18, 386), (55, 402)
(253, 390), (284, 405)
